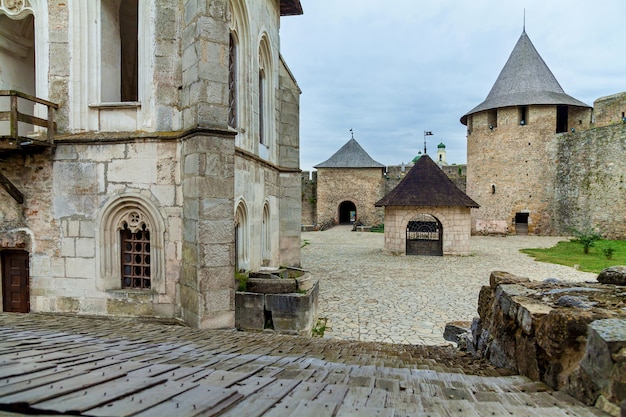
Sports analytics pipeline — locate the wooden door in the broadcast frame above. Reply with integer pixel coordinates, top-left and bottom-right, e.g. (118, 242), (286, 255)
(2, 250), (30, 313)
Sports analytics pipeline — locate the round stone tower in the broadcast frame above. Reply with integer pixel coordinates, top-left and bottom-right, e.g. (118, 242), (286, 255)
(461, 30), (592, 235)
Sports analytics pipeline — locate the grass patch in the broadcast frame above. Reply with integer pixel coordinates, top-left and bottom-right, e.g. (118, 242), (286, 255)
(371, 224), (384, 233)
(312, 318), (327, 337)
(235, 271), (248, 292)
(520, 239), (626, 273)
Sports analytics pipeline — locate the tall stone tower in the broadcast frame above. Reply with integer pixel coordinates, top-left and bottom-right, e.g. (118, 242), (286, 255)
(461, 30), (592, 235)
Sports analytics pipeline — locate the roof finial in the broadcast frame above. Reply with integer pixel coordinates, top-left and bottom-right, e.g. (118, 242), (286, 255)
(523, 9), (526, 33)
(350, 128), (354, 139)
(423, 131), (433, 155)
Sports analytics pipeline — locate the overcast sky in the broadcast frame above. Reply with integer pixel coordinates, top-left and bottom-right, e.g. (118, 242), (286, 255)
(279, 1), (626, 172)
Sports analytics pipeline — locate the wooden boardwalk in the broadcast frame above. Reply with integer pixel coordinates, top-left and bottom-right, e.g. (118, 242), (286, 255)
(0, 313), (610, 416)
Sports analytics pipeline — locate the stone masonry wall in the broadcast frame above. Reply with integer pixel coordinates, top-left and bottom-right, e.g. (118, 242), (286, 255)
(467, 105), (562, 235)
(316, 168), (385, 227)
(277, 58), (301, 266)
(594, 92), (626, 128)
(382, 206), (472, 255)
(555, 123), (626, 238)
(181, 131), (235, 329)
(301, 171), (317, 226)
(468, 271), (626, 416)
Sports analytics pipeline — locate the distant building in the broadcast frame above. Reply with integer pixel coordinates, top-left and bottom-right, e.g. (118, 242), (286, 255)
(313, 137), (386, 227)
(301, 136), (465, 229)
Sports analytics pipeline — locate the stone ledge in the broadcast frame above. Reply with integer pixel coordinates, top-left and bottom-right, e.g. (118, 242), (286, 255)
(464, 271), (626, 415)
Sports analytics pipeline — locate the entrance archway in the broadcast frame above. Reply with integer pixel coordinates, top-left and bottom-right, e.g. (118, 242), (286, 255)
(406, 214), (443, 256)
(338, 201), (356, 224)
(1, 250), (30, 313)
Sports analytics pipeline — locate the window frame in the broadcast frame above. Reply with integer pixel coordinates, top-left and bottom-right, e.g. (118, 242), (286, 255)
(97, 193), (165, 293)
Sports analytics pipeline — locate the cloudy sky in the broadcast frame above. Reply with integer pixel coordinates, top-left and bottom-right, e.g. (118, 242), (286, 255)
(279, 1), (626, 172)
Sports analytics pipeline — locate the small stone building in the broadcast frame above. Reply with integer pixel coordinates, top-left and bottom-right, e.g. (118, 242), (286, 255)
(375, 155), (479, 256)
(314, 136), (385, 227)
(0, 0), (303, 328)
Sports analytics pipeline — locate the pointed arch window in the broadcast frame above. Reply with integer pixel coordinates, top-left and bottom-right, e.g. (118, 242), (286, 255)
(97, 194), (165, 293)
(261, 203), (271, 262)
(235, 202), (249, 271)
(228, 32), (238, 128)
(258, 67), (266, 145)
(119, 211), (151, 289)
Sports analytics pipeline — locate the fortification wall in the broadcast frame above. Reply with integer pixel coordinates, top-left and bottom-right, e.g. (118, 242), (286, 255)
(555, 123), (626, 238)
(593, 92), (626, 128)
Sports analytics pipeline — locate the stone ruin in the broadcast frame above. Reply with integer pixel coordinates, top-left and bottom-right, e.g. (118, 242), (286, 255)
(446, 270), (626, 416)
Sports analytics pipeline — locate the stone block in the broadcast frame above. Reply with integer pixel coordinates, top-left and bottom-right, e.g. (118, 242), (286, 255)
(265, 281), (319, 336)
(247, 278), (297, 294)
(75, 238), (95, 257)
(581, 319), (626, 398)
(598, 266), (626, 285)
(65, 258), (95, 279)
(443, 321), (471, 345)
(56, 296), (80, 312)
(107, 297), (154, 317)
(235, 292), (265, 331)
(489, 271), (530, 289)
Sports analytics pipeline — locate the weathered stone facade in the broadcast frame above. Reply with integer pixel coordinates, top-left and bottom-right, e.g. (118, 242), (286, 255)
(316, 167), (385, 227)
(0, 0), (302, 328)
(467, 97), (626, 237)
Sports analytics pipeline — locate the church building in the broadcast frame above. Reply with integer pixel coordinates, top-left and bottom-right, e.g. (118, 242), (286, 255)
(0, 0), (303, 328)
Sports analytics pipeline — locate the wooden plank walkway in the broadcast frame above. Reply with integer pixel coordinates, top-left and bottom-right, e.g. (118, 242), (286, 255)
(0, 313), (612, 416)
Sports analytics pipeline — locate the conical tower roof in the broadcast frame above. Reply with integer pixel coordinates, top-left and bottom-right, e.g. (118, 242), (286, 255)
(461, 30), (590, 125)
(314, 138), (385, 169)
(375, 155), (479, 208)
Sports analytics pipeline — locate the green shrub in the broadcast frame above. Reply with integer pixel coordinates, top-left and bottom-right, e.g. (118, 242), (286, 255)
(235, 271), (248, 292)
(570, 227), (602, 254)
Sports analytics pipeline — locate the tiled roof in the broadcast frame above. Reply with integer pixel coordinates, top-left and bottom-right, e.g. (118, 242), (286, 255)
(461, 31), (590, 125)
(375, 155), (479, 208)
(280, 0), (303, 16)
(314, 138), (386, 169)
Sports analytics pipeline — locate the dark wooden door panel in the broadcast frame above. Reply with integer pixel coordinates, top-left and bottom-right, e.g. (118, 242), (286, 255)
(2, 251), (29, 313)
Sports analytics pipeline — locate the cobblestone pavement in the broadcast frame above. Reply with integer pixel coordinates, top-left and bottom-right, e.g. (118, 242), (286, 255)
(301, 227), (596, 346)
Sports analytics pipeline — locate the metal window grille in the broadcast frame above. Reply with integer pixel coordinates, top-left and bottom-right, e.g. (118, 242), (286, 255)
(121, 223), (151, 289)
(228, 33), (237, 128)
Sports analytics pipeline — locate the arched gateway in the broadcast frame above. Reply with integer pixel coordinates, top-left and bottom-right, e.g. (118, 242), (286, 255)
(406, 214), (443, 256)
(338, 200), (356, 224)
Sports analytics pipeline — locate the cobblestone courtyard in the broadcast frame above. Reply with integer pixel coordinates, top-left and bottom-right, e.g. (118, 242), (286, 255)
(301, 226), (596, 345)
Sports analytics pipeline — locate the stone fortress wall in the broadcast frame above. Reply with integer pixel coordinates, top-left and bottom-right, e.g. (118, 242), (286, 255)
(468, 92), (626, 236)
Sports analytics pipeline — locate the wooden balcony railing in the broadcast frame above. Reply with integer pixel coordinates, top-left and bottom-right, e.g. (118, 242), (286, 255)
(0, 90), (58, 152)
